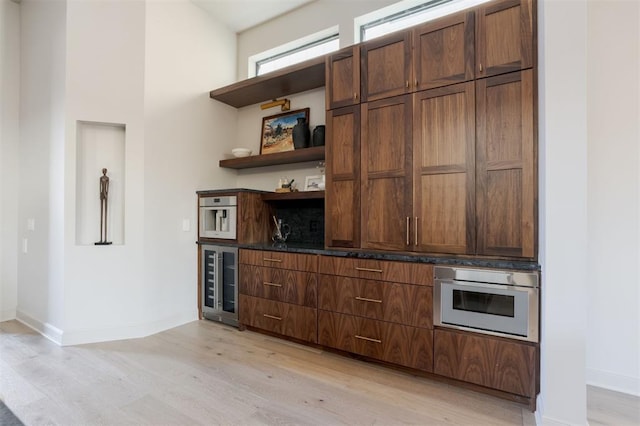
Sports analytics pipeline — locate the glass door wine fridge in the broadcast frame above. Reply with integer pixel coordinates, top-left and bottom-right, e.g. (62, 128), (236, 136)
(201, 245), (238, 326)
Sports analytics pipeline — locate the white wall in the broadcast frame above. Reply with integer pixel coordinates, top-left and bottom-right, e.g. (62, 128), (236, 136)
(586, 0), (640, 397)
(0, 0), (20, 322)
(143, 0), (237, 329)
(17, 0), (67, 342)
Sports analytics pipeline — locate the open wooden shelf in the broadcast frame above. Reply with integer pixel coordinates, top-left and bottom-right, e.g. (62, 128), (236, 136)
(219, 146), (325, 169)
(261, 190), (325, 201)
(209, 56), (326, 108)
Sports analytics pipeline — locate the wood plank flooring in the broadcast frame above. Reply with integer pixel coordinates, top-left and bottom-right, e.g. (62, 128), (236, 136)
(0, 319), (635, 425)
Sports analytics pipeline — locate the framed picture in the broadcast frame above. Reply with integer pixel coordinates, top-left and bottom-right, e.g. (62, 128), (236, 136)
(260, 108), (309, 155)
(304, 175), (324, 191)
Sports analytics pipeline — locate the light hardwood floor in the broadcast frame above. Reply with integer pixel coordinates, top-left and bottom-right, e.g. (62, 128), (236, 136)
(0, 319), (635, 425)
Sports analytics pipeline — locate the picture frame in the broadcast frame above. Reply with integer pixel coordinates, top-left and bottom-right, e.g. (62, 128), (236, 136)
(304, 175), (324, 191)
(260, 108), (310, 155)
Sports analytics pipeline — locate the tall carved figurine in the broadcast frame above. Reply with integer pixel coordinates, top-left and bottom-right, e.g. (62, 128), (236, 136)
(96, 168), (112, 245)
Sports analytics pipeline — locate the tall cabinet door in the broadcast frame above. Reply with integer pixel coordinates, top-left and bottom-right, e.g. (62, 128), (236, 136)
(476, 0), (534, 78)
(413, 10), (475, 91)
(361, 95), (413, 251)
(326, 45), (360, 109)
(325, 105), (361, 248)
(361, 31), (413, 102)
(413, 82), (476, 254)
(476, 70), (535, 258)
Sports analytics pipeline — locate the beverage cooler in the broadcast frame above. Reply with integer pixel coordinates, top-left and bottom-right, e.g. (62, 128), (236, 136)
(201, 245), (238, 327)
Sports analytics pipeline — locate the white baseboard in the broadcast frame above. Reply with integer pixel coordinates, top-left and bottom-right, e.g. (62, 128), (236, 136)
(16, 310), (63, 345)
(587, 368), (640, 397)
(534, 395), (578, 426)
(59, 309), (198, 346)
(0, 308), (16, 322)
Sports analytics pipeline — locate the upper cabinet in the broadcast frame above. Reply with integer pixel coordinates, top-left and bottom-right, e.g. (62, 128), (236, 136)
(413, 10), (475, 91)
(476, 0), (534, 78)
(360, 31), (413, 102)
(326, 45), (361, 110)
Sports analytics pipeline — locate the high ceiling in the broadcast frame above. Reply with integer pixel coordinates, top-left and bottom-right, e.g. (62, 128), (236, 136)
(191, 0), (317, 33)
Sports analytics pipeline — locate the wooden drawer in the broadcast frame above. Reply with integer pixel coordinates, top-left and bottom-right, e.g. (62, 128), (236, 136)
(318, 310), (433, 372)
(433, 329), (536, 397)
(239, 264), (317, 307)
(240, 249), (318, 273)
(319, 256), (433, 285)
(239, 295), (317, 343)
(318, 274), (432, 328)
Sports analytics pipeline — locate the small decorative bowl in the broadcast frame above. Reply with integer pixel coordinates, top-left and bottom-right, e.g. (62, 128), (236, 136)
(231, 148), (252, 158)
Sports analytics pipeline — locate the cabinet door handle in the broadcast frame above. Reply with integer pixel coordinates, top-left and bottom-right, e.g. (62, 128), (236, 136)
(263, 282), (282, 287)
(479, 63), (483, 73)
(263, 314), (282, 321)
(355, 296), (382, 304)
(355, 267), (383, 273)
(263, 258), (282, 263)
(406, 217), (410, 245)
(415, 217), (418, 246)
(355, 335), (382, 344)
(405, 81), (409, 89)
(415, 79), (418, 87)
(354, 92), (358, 101)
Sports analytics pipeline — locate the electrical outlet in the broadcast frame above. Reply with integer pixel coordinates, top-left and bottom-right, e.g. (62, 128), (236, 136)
(22, 238), (28, 253)
(27, 218), (35, 231)
(182, 219), (190, 232)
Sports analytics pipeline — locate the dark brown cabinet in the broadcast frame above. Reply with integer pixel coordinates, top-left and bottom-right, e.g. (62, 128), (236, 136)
(360, 95), (413, 251)
(318, 257), (434, 372)
(413, 81), (476, 254)
(238, 249), (318, 343)
(325, 105), (360, 248)
(326, 45), (360, 109)
(476, 0), (534, 78)
(434, 329), (537, 397)
(413, 10), (475, 91)
(476, 70), (535, 258)
(361, 31), (413, 102)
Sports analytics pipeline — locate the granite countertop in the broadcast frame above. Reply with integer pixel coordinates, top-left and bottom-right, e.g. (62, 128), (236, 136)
(196, 188), (269, 195)
(196, 240), (540, 271)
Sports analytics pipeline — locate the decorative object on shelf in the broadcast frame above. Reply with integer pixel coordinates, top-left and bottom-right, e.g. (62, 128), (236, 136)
(312, 125), (325, 146)
(260, 98), (290, 111)
(260, 108), (310, 155)
(95, 168), (112, 245)
(271, 215), (290, 243)
(231, 148), (252, 158)
(304, 175), (324, 191)
(275, 177), (296, 193)
(292, 117), (310, 149)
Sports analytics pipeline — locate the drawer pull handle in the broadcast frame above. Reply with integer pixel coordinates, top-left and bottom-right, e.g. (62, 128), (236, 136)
(263, 258), (282, 263)
(355, 335), (382, 344)
(355, 267), (383, 273)
(355, 296), (382, 304)
(263, 314), (282, 321)
(263, 282), (282, 287)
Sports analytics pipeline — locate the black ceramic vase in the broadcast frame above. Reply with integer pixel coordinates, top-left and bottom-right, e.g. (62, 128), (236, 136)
(292, 117), (310, 149)
(312, 125), (325, 146)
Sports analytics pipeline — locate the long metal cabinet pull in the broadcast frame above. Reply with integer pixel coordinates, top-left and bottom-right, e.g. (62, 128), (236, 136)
(355, 267), (383, 273)
(355, 296), (382, 303)
(263, 314), (282, 321)
(263, 258), (282, 263)
(415, 217), (418, 245)
(406, 217), (410, 245)
(355, 335), (382, 344)
(263, 282), (282, 287)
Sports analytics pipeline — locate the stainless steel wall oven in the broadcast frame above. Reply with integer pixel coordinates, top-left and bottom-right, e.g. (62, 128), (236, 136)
(434, 266), (539, 342)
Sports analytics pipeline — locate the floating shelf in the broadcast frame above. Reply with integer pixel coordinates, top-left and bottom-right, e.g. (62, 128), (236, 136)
(262, 190), (325, 201)
(219, 146), (325, 169)
(209, 56), (326, 108)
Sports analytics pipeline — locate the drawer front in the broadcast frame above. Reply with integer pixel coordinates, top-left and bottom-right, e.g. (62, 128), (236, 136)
(239, 295), (317, 343)
(239, 264), (317, 307)
(240, 249), (318, 272)
(433, 329), (536, 397)
(318, 311), (433, 372)
(318, 256), (433, 285)
(318, 274), (432, 328)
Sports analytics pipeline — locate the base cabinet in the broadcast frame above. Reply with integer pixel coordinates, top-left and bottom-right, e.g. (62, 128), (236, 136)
(239, 295), (317, 343)
(433, 328), (537, 397)
(318, 311), (433, 372)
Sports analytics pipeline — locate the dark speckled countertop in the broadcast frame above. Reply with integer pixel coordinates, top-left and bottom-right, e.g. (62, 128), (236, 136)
(196, 240), (540, 271)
